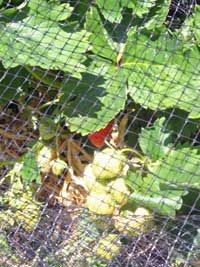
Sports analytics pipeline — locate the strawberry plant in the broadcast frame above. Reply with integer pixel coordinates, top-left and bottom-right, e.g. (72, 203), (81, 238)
(0, 0), (200, 266)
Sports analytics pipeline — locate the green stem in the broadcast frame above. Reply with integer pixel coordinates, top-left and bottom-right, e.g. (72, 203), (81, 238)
(120, 147), (144, 161)
(39, 99), (60, 110)
(104, 140), (116, 149)
(25, 66), (62, 89)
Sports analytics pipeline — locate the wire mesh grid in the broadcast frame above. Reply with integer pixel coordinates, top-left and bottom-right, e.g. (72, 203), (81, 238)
(0, 0), (200, 266)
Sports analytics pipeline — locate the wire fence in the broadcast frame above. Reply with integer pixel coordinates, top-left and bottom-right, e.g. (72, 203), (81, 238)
(0, 0), (200, 266)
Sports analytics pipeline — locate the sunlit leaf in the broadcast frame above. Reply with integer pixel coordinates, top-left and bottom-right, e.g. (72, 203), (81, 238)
(139, 117), (172, 160)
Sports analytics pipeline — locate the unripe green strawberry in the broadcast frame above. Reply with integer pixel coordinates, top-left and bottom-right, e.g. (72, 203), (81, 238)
(95, 234), (121, 260)
(90, 181), (109, 195)
(83, 165), (111, 194)
(39, 117), (57, 140)
(108, 178), (130, 205)
(82, 164), (97, 191)
(92, 148), (126, 180)
(37, 146), (56, 173)
(114, 208), (153, 236)
(50, 158), (68, 176)
(85, 191), (116, 215)
(134, 207), (152, 217)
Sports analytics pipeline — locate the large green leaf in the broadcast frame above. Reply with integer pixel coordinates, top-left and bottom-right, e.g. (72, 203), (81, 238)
(95, 0), (123, 23)
(161, 109), (198, 140)
(149, 147), (200, 189)
(126, 169), (160, 193)
(0, 63), (29, 104)
(130, 190), (183, 216)
(192, 5), (200, 43)
(27, 0), (73, 22)
(139, 117), (172, 160)
(0, 16), (90, 79)
(20, 149), (41, 185)
(85, 6), (117, 62)
(0, 1), (28, 23)
(121, 0), (157, 18)
(123, 30), (200, 118)
(186, 5), (200, 44)
(96, 0), (157, 23)
(85, 2), (200, 120)
(82, 3), (200, 136)
(62, 62), (126, 135)
(126, 169), (183, 216)
(143, 0), (171, 30)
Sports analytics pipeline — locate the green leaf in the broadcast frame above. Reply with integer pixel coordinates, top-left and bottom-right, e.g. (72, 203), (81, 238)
(139, 117), (172, 160)
(192, 5), (200, 43)
(161, 110), (198, 140)
(149, 147), (200, 189)
(39, 117), (57, 140)
(129, 190), (183, 216)
(143, 0), (170, 30)
(0, 2), (28, 23)
(96, 0), (157, 23)
(62, 62), (126, 135)
(27, 0), (73, 22)
(0, 63), (29, 104)
(121, 0), (157, 18)
(0, 16), (90, 79)
(123, 30), (200, 118)
(68, 0), (89, 24)
(85, 6), (117, 61)
(96, 0), (123, 23)
(126, 169), (183, 215)
(20, 150), (41, 185)
(180, 188), (200, 214)
(185, 5), (200, 44)
(126, 169), (160, 193)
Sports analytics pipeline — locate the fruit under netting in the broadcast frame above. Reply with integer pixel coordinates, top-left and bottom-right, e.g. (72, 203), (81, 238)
(0, 0), (200, 266)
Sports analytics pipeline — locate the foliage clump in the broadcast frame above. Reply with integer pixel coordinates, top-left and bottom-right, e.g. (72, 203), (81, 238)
(0, 0), (200, 266)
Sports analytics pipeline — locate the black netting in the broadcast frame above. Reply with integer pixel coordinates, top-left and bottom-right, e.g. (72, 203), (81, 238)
(0, 0), (200, 266)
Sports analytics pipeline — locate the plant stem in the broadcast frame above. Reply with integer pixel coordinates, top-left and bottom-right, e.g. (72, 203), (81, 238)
(121, 147), (144, 160)
(39, 98), (60, 110)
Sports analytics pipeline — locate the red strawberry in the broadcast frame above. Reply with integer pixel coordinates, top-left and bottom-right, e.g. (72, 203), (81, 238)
(88, 120), (114, 148)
